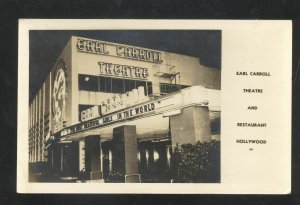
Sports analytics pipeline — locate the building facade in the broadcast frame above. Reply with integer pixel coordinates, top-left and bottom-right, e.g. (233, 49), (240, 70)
(28, 36), (221, 182)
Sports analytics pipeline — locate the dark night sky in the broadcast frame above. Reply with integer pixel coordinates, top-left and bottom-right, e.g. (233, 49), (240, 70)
(29, 30), (221, 101)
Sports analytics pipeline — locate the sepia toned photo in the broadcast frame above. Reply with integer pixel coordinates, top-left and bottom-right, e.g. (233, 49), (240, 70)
(28, 30), (221, 183)
(18, 20), (291, 194)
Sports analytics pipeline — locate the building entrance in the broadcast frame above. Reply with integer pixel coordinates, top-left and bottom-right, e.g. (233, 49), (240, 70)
(99, 136), (172, 183)
(47, 141), (79, 180)
(138, 139), (172, 183)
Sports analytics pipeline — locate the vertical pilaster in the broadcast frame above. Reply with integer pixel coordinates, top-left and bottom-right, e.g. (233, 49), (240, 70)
(79, 140), (85, 172)
(38, 89), (40, 162)
(112, 125), (140, 183)
(170, 106), (211, 147)
(42, 82), (45, 161)
(34, 97), (37, 163)
(85, 135), (102, 180)
(28, 104), (30, 162)
(193, 106), (212, 143)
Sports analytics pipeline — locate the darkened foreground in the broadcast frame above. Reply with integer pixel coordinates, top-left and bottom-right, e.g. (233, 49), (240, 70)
(29, 140), (220, 183)
(170, 141), (220, 183)
(106, 140), (220, 183)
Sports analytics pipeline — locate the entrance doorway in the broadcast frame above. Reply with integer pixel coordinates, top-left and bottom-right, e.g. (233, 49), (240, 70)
(138, 138), (172, 183)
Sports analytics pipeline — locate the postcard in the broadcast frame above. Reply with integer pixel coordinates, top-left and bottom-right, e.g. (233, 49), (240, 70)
(17, 19), (291, 194)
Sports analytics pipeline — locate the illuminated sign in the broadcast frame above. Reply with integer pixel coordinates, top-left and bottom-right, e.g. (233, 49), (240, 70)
(61, 101), (157, 137)
(116, 45), (162, 63)
(81, 106), (101, 122)
(100, 86), (148, 117)
(76, 38), (163, 63)
(45, 86), (219, 147)
(98, 61), (149, 79)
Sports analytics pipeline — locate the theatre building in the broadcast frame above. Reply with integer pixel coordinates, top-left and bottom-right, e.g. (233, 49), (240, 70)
(28, 36), (221, 183)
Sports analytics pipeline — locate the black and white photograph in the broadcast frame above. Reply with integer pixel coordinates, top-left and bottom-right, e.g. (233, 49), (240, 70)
(0, 0), (298, 203)
(17, 20), (291, 194)
(28, 30), (221, 184)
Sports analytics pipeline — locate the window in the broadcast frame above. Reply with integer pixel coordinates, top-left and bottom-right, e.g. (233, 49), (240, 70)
(210, 117), (220, 134)
(99, 76), (112, 92)
(136, 81), (146, 94)
(112, 78), (124, 93)
(147, 82), (153, 95)
(160, 84), (169, 94)
(105, 77), (112, 93)
(78, 75), (98, 91)
(160, 83), (189, 94)
(170, 84), (181, 93)
(136, 81), (146, 89)
(78, 74), (152, 95)
(99, 76), (106, 92)
(124, 79), (136, 93)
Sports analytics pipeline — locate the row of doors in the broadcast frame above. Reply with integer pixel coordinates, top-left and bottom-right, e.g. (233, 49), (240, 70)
(47, 138), (172, 182)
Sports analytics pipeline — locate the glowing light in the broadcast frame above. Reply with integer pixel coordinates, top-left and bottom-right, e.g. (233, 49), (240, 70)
(153, 151), (159, 161)
(145, 150), (149, 161)
(85, 76), (90, 81)
(109, 149), (112, 172)
(167, 148), (171, 161)
(137, 151), (141, 161)
(167, 147), (171, 167)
